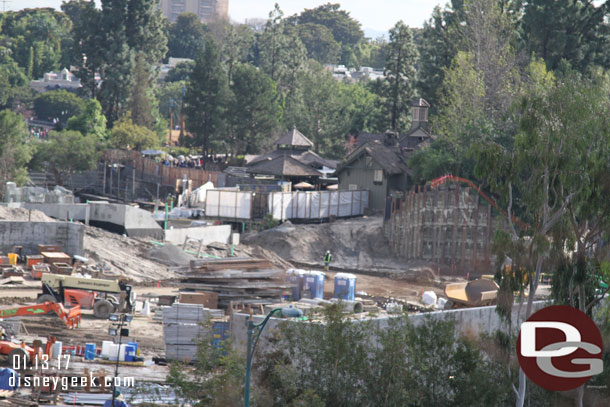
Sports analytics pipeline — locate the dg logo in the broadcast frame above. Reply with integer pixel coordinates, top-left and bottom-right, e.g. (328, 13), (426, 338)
(517, 305), (604, 391)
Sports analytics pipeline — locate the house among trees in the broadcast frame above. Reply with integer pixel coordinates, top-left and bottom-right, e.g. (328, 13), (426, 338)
(335, 99), (434, 212)
(246, 128), (337, 186)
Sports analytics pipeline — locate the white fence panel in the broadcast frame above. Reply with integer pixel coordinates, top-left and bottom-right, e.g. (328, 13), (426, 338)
(269, 190), (368, 220)
(205, 190), (251, 219)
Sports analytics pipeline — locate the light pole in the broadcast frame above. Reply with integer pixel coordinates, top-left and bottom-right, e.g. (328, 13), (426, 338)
(244, 307), (303, 407)
(108, 313), (132, 406)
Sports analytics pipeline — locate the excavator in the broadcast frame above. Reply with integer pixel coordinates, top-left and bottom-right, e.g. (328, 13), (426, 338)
(0, 302), (80, 367)
(37, 273), (134, 319)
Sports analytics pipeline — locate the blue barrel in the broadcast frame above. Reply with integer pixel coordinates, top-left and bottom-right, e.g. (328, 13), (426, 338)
(285, 269), (305, 300)
(84, 343), (96, 361)
(124, 345), (136, 362)
(333, 273), (357, 301)
(303, 271), (325, 299)
(128, 342), (138, 357)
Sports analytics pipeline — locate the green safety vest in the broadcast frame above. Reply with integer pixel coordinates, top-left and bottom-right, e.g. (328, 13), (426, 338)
(324, 253), (332, 263)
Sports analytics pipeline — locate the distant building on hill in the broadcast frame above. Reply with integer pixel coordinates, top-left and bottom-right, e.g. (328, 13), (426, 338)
(159, 0), (229, 23)
(30, 68), (82, 93)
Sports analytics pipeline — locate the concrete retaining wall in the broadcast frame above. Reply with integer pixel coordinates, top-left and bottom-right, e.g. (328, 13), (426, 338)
(23, 203), (89, 223)
(164, 225), (231, 246)
(231, 301), (547, 355)
(21, 202), (163, 240)
(0, 221), (84, 256)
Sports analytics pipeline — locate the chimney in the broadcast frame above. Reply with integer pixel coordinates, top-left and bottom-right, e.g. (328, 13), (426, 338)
(411, 98), (430, 132)
(383, 130), (399, 147)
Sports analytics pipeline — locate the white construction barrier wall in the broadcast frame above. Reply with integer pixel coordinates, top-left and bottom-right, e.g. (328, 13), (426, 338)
(205, 189), (252, 219)
(269, 190), (369, 221)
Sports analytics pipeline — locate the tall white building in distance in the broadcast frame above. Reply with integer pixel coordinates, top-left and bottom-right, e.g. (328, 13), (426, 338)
(159, 0), (229, 23)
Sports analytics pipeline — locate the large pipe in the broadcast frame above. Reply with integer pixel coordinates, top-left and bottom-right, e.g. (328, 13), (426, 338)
(329, 298), (364, 313)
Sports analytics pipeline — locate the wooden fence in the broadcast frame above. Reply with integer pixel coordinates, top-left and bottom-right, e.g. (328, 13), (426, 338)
(102, 149), (220, 188)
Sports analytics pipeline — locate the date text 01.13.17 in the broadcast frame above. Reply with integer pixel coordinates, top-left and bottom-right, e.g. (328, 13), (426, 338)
(11, 354), (71, 371)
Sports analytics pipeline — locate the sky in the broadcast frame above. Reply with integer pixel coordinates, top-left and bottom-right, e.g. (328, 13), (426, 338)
(5, 1), (444, 32)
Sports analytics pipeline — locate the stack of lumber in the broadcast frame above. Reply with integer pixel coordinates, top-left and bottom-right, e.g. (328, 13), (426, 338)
(163, 303), (224, 361)
(189, 257), (274, 272)
(178, 265), (288, 309)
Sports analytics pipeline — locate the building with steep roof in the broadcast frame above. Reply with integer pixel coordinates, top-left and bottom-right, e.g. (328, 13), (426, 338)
(336, 98), (434, 212)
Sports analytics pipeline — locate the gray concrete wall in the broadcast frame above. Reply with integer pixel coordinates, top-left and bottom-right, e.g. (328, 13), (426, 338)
(0, 221), (84, 256)
(23, 203), (89, 223)
(231, 301), (547, 356)
(164, 224), (231, 246)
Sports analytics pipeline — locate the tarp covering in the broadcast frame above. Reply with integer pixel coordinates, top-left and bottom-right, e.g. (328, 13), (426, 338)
(269, 190), (369, 220)
(205, 189), (252, 219)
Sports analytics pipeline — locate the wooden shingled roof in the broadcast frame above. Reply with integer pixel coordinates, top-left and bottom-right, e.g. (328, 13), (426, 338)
(246, 155), (322, 177)
(337, 140), (410, 176)
(274, 128), (314, 148)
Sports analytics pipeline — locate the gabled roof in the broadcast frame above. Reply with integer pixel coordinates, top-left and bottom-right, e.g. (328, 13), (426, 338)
(337, 140), (410, 176)
(246, 155), (322, 177)
(413, 98), (430, 107)
(274, 128), (314, 148)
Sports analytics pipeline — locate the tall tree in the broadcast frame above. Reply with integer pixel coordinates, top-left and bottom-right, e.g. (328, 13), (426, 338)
(66, 99), (108, 141)
(130, 53), (154, 129)
(295, 23), (341, 64)
(520, 0), (610, 72)
(98, 0), (167, 125)
(62, 0), (103, 98)
(183, 36), (228, 155)
(110, 112), (158, 150)
(33, 89), (85, 126)
(0, 110), (31, 192)
(416, 2), (465, 110)
(384, 21), (418, 133)
(167, 12), (206, 59)
(227, 64), (282, 154)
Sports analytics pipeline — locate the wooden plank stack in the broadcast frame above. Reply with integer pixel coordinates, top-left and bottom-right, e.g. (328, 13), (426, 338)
(179, 258), (288, 309)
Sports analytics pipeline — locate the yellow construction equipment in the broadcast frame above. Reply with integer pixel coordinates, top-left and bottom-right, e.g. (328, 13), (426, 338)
(444, 279), (499, 309)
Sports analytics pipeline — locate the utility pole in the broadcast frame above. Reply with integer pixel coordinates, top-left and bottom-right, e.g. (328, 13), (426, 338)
(0, 0), (10, 12)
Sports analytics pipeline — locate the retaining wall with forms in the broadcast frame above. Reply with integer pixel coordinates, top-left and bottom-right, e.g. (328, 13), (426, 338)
(205, 189), (370, 221)
(0, 221), (84, 257)
(385, 185), (504, 274)
(231, 301), (547, 356)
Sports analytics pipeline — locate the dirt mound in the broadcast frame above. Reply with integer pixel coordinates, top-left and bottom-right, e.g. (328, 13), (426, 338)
(0, 206), (55, 222)
(83, 226), (173, 282)
(146, 243), (195, 267)
(242, 216), (401, 272)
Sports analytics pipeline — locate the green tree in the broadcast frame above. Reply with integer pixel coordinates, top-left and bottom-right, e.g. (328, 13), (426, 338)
(33, 89), (85, 126)
(0, 48), (28, 108)
(66, 99), (108, 141)
(1, 8), (73, 78)
(0, 110), (31, 192)
(257, 4), (306, 94)
(165, 61), (195, 83)
(183, 36), (228, 155)
(520, 0), (610, 72)
(167, 12), (206, 59)
(292, 3), (363, 47)
(130, 53), (154, 129)
(110, 112), (158, 150)
(416, 2), (465, 109)
(384, 21), (418, 133)
(156, 81), (186, 132)
(33, 130), (99, 185)
(295, 23), (341, 64)
(62, 0), (103, 98)
(98, 0), (168, 124)
(227, 64), (282, 154)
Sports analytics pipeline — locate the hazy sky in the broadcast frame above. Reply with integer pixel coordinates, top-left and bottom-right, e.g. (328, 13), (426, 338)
(6, 0), (444, 31)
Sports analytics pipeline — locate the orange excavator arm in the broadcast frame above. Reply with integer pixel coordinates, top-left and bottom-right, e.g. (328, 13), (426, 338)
(429, 174), (529, 231)
(0, 302), (80, 329)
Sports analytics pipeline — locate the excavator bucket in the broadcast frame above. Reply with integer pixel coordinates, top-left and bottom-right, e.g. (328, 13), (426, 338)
(51, 302), (81, 329)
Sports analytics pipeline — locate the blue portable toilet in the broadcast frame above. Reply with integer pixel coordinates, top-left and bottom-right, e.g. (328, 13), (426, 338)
(303, 271), (325, 299)
(286, 269), (305, 300)
(84, 343), (96, 360)
(0, 369), (18, 390)
(333, 273), (357, 301)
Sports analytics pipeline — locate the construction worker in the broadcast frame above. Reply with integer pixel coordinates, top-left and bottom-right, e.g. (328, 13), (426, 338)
(324, 250), (332, 271)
